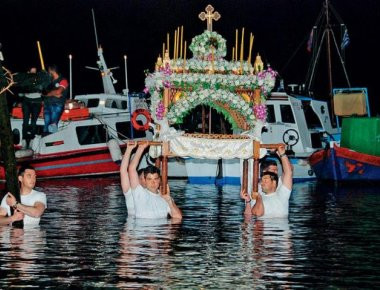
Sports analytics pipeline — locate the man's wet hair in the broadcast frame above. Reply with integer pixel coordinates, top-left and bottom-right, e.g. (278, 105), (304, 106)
(137, 168), (145, 177)
(18, 165), (36, 177)
(261, 171), (279, 186)
(143, 165), (160, 177)
(48, 64), (59, 74)
(260, 159), (278, 175)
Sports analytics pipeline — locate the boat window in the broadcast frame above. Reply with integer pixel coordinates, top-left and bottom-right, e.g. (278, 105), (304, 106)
(12, 129), (20, 145)
(115, 121), (146, 139)
(76, 125), (107, 145)
(121, 101), (128, 110)
(87, 99), (100, 108)
(266, 105), (276, 123)
(106, 99), (122, 109)
(302, 101), (322, 129)
(280, 105), (295, 124)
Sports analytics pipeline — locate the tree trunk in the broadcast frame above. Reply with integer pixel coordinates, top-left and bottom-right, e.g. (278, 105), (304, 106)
(0, 57), (23, 228)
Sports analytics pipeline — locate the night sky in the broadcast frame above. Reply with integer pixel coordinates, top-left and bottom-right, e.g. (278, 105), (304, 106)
(1, 0), (379, 115)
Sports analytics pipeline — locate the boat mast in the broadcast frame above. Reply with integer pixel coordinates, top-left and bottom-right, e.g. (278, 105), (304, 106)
(325, 0), (334, 119)
(86, 9), (117, 95)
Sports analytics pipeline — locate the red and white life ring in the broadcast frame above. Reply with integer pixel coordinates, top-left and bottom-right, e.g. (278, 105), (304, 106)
(131, 109), (151, 131)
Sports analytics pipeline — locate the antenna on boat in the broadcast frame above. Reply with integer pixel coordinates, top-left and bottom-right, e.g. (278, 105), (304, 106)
(123, 55), (129, 96)
(92, 9), (99, 50)
(69, 54), (73, 99)
(86, 9), (118, 95)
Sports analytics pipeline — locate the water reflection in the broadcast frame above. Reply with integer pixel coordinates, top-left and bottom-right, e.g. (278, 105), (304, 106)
(116, 218), (181, 288)
(241, 218), (293, 287)
(0, 226), (46, 286)
(0, 179), (379, 288)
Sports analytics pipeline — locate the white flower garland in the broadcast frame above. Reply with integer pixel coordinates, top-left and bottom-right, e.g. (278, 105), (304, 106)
(189, 30), (227, 59)
(171, 58), (253, 74)
(145, 68), (277, 125)
(166, 89), (256, 128)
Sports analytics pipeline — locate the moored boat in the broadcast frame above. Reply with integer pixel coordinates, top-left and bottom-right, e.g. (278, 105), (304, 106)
(309, 143), (380, 181)
(309, 88), (380, 181)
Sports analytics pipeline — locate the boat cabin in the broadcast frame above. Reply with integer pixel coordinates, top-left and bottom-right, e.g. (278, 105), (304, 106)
(262, 92), (339, 157)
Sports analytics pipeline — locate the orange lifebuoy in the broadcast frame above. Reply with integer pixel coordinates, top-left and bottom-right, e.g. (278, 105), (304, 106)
(131, 109), (151, 131)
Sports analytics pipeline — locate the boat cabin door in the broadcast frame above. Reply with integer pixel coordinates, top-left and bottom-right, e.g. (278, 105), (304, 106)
(310, 100), (339, 135)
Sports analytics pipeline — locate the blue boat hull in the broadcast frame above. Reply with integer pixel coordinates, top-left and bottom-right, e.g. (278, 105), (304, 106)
(309, 145), (380, 181)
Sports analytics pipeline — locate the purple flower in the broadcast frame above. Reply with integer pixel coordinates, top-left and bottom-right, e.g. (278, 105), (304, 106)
(156, 101), (165, 120)
(253, 104), (267, 121)
(163, 80), (172, 88)
(143, 87), (149, 94)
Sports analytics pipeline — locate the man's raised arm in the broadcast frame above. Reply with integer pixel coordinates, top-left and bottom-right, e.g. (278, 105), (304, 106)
(277, 145), (293, 190)
(128, 143), (149, 189)
(120, 143), (137, 193)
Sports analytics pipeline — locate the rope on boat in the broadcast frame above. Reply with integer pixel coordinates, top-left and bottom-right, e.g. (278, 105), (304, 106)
(93, 115), (130, 144)
(0, 66), (14, 95)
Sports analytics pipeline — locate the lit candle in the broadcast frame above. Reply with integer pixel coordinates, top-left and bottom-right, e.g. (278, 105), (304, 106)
(248, 33), (254, 64)
(177, 27), (180, 60)
(174, 29), (177, 60)
(37, 41), (45, 70)
(235, 29), (238, 62)
(180, 26), (183, 59)
(232, 47), (235, 61)
(167, 33), (170, 59)
(163, 43), (165, 62)
(240, 27), (245, 62)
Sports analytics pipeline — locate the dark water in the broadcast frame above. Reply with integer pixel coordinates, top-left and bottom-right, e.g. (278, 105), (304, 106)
(0, 178), (379, 288)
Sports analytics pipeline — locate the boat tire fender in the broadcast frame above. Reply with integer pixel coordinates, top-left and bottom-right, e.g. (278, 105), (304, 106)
(107, 139), (122, 163)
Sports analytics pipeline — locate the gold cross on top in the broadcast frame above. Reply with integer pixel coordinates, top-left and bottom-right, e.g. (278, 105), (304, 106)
(198, 5), (221, 32)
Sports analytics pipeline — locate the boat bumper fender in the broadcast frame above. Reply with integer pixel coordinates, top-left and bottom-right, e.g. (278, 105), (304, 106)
(107, 139), (122, 163)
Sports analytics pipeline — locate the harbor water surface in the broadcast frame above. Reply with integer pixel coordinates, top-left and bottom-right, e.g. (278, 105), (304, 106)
(0, 178), (379, 288)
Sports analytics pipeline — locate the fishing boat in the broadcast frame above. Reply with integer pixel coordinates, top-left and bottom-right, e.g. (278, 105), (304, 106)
(0, 11), (187, 181)
(309, 88), (380, 181)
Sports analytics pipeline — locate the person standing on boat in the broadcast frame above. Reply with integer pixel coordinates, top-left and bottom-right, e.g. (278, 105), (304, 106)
(20, 67), (43, 148)
(0, 165), (47, 226)
(128, 143), (182, 220)
(241, 145), (293, 218)
(43, 65), (69, 134)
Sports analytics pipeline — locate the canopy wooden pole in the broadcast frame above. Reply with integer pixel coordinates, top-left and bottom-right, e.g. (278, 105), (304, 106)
(161, 141), (170, 195)
(155, 156), (161, 169)
(251, 140), (261, 198)
(242, 159), (248, 193)
(0, 51), (23, 228)
(127, 140), (163, 146)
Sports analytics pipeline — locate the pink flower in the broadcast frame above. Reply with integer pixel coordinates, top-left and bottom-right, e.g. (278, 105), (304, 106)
(253, 104), (267, 121)
(156, 101), (165, 120)
(163, 80), (172, 88)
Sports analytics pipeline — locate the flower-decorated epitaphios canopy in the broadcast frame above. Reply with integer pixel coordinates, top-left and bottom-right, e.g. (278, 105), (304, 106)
(144, 5), (277, 134)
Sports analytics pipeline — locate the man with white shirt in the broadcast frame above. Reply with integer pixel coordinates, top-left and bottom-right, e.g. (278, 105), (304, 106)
(242, 145), (292, 218)
(128, 143), (182, 220)
(120, 142), (137, 216)
(0, 165), (47, 226)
